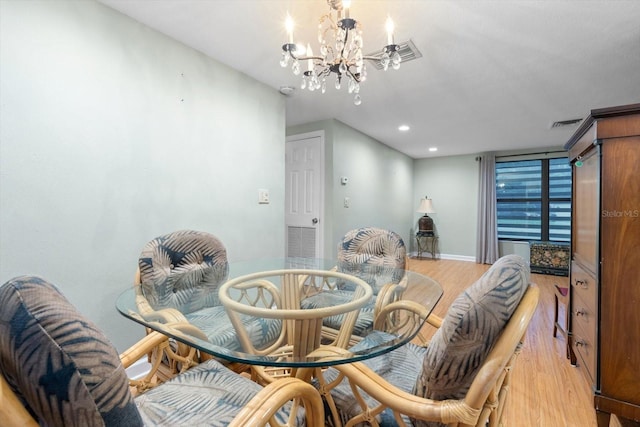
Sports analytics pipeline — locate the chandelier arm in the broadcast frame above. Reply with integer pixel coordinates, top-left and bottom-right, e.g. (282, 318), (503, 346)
(288, 50), (325, 62)
(288, 50), (299, 61)
(344, 67), (361, 83)
(317, 67), (332, 78)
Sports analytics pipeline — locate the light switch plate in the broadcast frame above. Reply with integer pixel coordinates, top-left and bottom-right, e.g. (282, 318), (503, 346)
(258, 189), (269, 204)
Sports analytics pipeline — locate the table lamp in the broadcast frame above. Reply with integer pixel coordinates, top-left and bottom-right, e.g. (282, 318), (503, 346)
(417, 197), (435, 232)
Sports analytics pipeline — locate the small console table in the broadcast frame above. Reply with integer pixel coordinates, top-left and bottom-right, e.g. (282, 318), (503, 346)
(416, 231), (439, 259)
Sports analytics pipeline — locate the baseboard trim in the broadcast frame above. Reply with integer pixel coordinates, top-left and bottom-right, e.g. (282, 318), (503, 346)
(410, 252), (476, 263)
(440, 254), (476, 262)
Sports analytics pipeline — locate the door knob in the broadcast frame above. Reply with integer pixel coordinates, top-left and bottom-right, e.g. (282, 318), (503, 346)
(312, 218), (319, 224)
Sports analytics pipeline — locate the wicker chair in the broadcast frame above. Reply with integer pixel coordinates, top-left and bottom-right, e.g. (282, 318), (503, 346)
(133, 230), (281, 384)
(0, 276), (323, 427)
(302, 227), (408, 341)
(319, 254), (539, 427)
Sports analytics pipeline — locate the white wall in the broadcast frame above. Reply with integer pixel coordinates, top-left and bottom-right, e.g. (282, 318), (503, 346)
(0, 1), (285, 352)
(331, 121), (414, 253)
(413, 155), (479, 259)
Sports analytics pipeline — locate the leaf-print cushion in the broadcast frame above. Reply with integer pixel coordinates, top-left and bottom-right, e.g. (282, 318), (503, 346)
(0, 276), (142, 426)
(337, 227), (407, 293)
(136, 359), (298, 426)
(138, 230), (280, 352)
(185, 305), (282, 352)
(302, 227), (406, 337)
(138, 230), (229, 313)
(300, 290), (374, 336)
(412, 254), (529, 427)
(318, 338), (426, 427)
(317, 255), (529, 427)
(0, 276), (303, 426)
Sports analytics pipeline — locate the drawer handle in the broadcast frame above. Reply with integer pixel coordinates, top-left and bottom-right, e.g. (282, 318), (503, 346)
(574, 279), (588, 289)
(575, 339), (587, 347)
(575, 309), (587, 317)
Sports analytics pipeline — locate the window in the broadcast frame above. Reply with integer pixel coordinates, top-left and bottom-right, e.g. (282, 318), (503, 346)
(496, 158), (571, 241)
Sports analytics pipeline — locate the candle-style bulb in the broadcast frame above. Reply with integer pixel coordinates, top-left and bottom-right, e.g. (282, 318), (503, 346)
(385, 16), (395, 45)
(343, 0), (351, 18)
(285, 13), (294, 44)
(307, 44), (314, 72)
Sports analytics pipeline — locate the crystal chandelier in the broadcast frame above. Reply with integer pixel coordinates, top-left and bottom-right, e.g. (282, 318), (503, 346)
(279, 0), (401, 105)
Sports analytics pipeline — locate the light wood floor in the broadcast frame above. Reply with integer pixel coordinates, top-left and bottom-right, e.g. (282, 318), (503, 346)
(407, 257), (603, 427)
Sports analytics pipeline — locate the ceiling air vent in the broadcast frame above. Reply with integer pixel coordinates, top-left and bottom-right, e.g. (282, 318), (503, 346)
(366, 39), (422, 71)
(550, 118), (582, 129)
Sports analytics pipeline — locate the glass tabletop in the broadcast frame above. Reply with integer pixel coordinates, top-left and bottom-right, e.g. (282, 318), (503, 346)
(116, 258), (442, 368)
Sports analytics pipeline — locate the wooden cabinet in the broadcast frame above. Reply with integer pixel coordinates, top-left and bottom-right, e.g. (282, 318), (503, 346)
(565, 103), (640, 425)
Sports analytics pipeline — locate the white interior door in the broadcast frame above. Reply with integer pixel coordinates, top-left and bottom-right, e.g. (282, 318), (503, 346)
(285, 132), (324, 258)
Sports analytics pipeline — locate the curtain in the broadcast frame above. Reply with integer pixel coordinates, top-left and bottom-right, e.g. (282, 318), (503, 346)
(476, 153), (499, 264)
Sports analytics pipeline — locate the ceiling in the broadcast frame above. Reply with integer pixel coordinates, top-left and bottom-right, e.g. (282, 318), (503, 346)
(98, 0), (640, 159)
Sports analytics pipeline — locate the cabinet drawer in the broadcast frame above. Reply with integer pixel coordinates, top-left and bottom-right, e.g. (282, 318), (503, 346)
(570, 261), (597, 313)
(570, 261), (598, 386)
(572, 311), (597, 384)
(572, 291), (597, 337)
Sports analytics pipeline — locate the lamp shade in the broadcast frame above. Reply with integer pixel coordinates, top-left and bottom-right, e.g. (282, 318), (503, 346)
(417, 198), (435, 214)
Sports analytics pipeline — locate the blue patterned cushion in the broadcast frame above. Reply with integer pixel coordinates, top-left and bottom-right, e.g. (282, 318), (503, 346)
(0, 277), (305, 427)
(136, 358), (301, 426)
(138, 231), (283, 353)
(301, 228), (406, 337)
(300, 290), (374, 337)
(319, 339), (425, 427)
(138, 230), (229, 313)
(321, 255), (529, 427)
(412, 254), (529, 427)
(0, 276), (142, 426)
(337, 227), (407, 293)
(185, 306), (282, 352)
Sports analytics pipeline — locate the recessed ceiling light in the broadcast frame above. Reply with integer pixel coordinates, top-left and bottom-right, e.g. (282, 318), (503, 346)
(429, 147), (438, 152)
(398, 125), (410, 131)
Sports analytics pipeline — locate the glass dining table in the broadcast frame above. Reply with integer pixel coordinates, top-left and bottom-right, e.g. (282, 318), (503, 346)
(116, 258), (442, 381)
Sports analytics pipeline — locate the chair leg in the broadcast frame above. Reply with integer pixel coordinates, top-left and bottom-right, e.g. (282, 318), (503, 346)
(552, 284), (577, 366)
(567, 336), (577, 366)
(553, 294), (558, 338)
